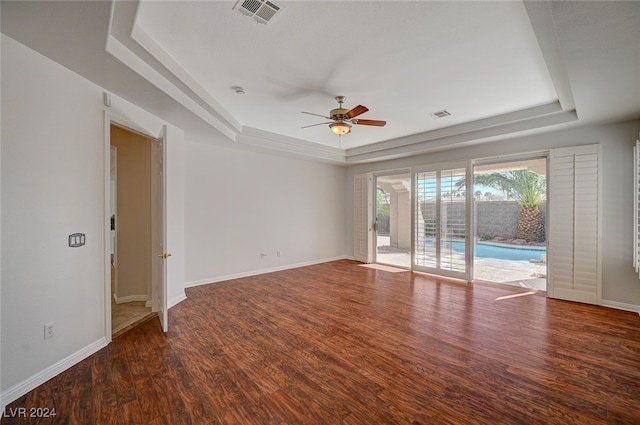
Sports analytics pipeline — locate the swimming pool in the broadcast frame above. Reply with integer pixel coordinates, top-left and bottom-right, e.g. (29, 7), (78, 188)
(443, 240), (546, 261)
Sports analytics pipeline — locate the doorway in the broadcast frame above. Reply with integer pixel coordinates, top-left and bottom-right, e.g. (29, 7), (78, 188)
(110, 124), (155, 337)
(375, 172), (412, 268)
(472, 157), (548, 290)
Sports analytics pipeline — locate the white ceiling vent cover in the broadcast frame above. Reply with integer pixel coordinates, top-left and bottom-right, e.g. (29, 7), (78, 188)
(429, 110), (452, 119)
(233, 0), (283, 25)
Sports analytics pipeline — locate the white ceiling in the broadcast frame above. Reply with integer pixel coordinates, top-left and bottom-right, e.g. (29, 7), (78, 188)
(2, 1), (640, 164)
(134, 0), (556, 149)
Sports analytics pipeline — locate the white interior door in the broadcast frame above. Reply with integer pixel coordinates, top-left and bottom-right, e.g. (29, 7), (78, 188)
(110, 146), (118, 298)
(152, 126), (168, 332)
(548, 144), (601, 304)
(413, 164), (471, 280)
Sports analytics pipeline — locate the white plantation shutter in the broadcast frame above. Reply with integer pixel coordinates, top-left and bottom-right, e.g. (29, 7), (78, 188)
(354, 173), (373, 263)
(413, 164), (470, 280)
(414, 170), (437, 269)
(548, 144), (601, 304)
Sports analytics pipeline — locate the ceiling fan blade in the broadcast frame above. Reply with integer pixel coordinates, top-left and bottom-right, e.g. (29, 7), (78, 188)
(354, 119), (386, 127)
(301, 122), (332, 129)
(345, 104), (369, 119)
(301, 111), (331, 119)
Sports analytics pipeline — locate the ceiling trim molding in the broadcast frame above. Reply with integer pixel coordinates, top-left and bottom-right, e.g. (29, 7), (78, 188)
(130, 18), (242, 131)
(343, 2), (579, 165)
(107, 1), (350, 165)
(346, 101), (563, 157)
(346, 109), (578, 164)
(107, 0), (239, 140)
(105, 31), (237, 141)
(523, 1), (576, 111)
(237, 128), (346, 165)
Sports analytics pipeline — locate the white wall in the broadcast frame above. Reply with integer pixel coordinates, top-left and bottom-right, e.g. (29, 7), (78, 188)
(1, 34), (106, 393)
(0, 31), (342, 404)
(0, 35), (186, 402)
(346, 121), (640, 308)
(184, 139), (347, 285)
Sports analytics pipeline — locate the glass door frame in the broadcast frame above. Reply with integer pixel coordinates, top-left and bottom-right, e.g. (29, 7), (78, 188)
(411, 161), (474, 281)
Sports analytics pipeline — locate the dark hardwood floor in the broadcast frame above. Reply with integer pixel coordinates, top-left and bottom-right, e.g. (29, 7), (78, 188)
(5, 260), (640, 424)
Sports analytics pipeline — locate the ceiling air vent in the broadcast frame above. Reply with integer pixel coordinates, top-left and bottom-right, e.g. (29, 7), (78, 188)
(429, 110), (451, 119)
(233, 0), (283, 25)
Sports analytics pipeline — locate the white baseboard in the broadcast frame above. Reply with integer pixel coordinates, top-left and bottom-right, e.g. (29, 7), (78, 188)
(1, 337), (108, 410)
(184, 255), (350, 288)
(113, 294), (148, 304)
(145, 300), (153, 308)
(1, 289), (187, 410)
(601, 299), (640, 314)
(168, 292), (187, 309)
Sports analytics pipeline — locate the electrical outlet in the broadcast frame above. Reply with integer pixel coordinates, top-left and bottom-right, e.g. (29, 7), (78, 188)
(44, 322), (55, 339)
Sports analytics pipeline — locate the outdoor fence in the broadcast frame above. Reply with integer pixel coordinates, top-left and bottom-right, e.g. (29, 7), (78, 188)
(377, 201), (547, 239)
(418, 201), (546, 239)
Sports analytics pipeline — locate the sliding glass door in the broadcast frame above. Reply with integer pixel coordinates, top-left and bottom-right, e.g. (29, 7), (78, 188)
(413, 164), (471, 280)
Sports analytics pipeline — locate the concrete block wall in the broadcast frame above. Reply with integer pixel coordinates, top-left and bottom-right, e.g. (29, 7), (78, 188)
(418, 201), (547, 239)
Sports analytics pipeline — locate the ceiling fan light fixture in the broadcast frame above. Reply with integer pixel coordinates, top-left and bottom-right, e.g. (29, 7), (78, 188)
(301, 96), (384, 136)
(330, 121), (351, 135)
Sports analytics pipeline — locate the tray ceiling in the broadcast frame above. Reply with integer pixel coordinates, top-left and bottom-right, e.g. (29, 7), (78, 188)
(2, 1), (639, 164)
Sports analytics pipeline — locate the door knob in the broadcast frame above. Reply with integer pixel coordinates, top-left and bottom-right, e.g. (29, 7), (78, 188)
(157, 253), (172, 259)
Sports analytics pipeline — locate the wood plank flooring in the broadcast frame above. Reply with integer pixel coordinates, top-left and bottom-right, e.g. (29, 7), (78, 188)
(4, 259), (640, 424)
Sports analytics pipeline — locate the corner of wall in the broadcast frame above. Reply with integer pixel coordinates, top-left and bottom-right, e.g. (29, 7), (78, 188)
(168, 291), (187, 309)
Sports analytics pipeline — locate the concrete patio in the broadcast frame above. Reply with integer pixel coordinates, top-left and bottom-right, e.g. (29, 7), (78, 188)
(376, 236), (547, 291)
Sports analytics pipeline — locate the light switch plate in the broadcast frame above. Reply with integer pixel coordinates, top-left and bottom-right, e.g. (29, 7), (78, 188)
(68, 233), (86, 247)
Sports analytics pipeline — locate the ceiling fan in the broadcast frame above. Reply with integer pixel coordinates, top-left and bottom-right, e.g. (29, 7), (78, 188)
(301, 96), (386, 136)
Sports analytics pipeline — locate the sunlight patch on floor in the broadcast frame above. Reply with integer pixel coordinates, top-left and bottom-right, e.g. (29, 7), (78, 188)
(359, 263), (409, 273)
(495, 290), (538, 301)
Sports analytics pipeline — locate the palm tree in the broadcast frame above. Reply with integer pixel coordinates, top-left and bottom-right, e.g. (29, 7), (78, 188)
(468, 170), (546, 242)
